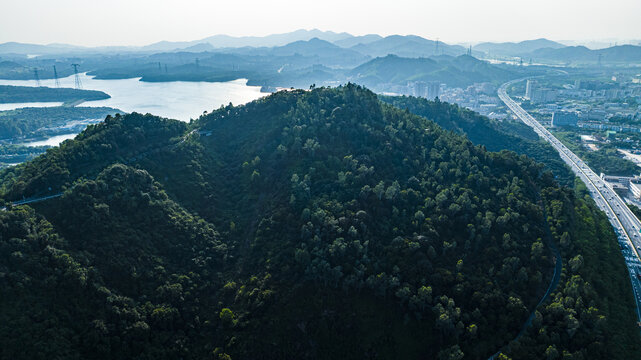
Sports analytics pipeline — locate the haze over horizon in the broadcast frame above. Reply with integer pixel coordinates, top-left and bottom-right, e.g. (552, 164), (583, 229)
(2, 0), (641, 47)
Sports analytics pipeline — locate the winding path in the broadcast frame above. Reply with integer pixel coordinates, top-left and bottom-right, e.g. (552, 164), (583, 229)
(488, 77), (641, 358)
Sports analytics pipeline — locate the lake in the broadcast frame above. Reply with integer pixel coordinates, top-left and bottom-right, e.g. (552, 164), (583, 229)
(0, 101), (64, 111)
(0, 73), (266, 121)
(20, 133), (77, 147)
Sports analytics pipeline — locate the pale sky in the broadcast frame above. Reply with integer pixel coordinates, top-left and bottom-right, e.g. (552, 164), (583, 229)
(2, 0), (640, 46)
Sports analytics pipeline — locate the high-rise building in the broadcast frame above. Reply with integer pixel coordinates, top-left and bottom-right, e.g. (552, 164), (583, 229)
(408, 81), (440, 99)
(525, 80), (536, 99)
(426, 81), (440, 99)
(411, 81), (426, 97)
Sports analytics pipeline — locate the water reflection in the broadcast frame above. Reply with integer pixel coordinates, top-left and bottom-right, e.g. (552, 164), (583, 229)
(0, 73), (266, 121)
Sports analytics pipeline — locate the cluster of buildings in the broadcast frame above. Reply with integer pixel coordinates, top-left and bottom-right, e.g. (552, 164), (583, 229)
(383, 81), (507, 120)
(408, 81), (441, 99)
(527, 77), (641, 129)
(438, 82), (505, 119)
(601, 174), (641, 201)
(527, 78), (641, 105)
(559, 79), (641, 100)
(525, 80), (558, 104)
(522, 76), (641, 204)
(550, 109), (641, 132)
(379, 81), (441, 100)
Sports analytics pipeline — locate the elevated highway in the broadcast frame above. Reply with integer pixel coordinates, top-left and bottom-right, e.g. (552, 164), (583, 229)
(499, 79), (641, 326)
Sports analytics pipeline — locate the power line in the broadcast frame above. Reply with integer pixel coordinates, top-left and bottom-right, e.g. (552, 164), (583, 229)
(71, 63), (82, 89)
(33, 68), (41, 86)
(53, 65), (60, 88)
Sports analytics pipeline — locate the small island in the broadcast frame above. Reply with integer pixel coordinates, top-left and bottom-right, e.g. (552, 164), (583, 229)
(0, 85), (110, 104)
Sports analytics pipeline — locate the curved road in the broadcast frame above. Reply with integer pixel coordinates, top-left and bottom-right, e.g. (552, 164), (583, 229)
(499, 79), (641, 328)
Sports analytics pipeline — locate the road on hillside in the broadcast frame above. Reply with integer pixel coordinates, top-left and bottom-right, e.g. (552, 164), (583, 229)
(499, 79), (641, 327)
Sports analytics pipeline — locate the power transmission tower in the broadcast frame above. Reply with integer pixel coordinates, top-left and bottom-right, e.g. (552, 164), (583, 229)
(71, 64), (82, 89)
(53, 65), (61, 87)
(33, 68), (41, 86)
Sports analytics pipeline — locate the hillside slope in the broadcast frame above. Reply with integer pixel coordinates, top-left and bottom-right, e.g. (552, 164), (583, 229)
(528, 44), (641, 63)
(473, 39), (566, 56)
(350, 55), (515, 88)
(351, 35), (466, 58)
(0, 85), (638, 359)
(380, 96), (575, 186)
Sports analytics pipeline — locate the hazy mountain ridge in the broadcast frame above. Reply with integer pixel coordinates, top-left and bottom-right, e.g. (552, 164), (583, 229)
(528, 44), (641, 63)
(473, 38), (566, 56)
(333, 34), (383, 48)
(2, 31), (639, 66)
(0, 29), (356, 54)
(351, 35), (467, 58)
(349, 54), (516, 88)
(0, 30), (466, 56)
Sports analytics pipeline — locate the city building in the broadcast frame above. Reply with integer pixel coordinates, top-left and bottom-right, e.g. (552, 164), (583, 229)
(525, 79), (536, 99)
(410, 81), (426, 97)
(631, 180), (641, 199)
(426, 81), (440, 99)
(551, 111), (579, 127)
(601, 174), (634, 195)
(600, 175), (641, 199)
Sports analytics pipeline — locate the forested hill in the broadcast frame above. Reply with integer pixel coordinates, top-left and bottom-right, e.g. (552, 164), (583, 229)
(350, 55), (515, 89)
(0, 85), (110, 104)
(0, 85), (639, 359)
(380, 96), (576, 186)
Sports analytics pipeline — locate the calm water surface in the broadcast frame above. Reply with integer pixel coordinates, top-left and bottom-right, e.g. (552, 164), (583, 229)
(0, 73), (266, 121)
(0, 101), (64, 111)
(20, 134), (77, 147)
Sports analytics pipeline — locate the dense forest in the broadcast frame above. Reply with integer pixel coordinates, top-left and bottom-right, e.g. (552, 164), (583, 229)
(552, 131), (639, 177)
(0, 85), (110, 104)
(0, 85), (639, 359)
(0, 144), (49, 168)
(380, 95), (576, 186)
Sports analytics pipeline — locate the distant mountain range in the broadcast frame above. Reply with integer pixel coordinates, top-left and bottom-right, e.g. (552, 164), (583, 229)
(0, 31), (467, 59)
(333, 34), (383, 48)
(3, 29), (640, 65)
(1, 29), (640, 81)
(0, 29), (356, 55)
(473, 39), (566, 56)
(350, 54), (516, 89)
(225, 38), (370, 67)
(350, 35), (466, 58)
(471, 39), (641, 64)
(527, 44), (641, 63)
(141, 29), (354, 52)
